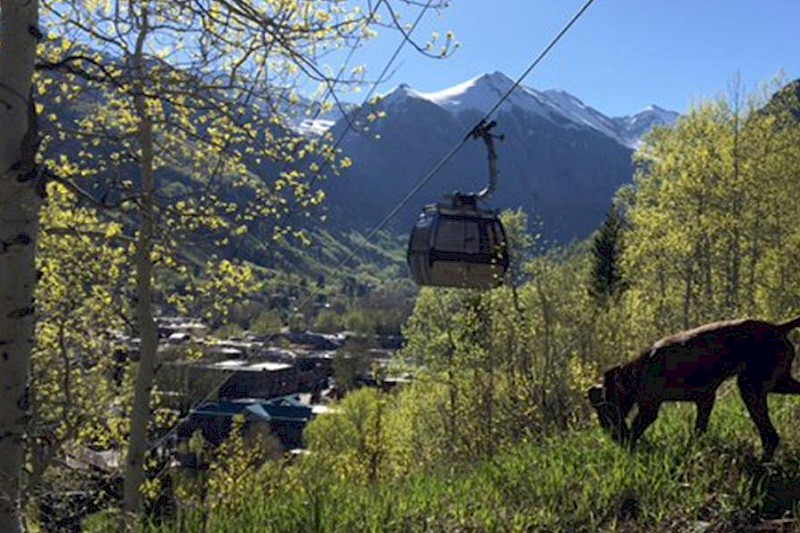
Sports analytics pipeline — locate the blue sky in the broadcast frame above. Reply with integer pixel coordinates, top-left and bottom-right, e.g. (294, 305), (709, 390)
(347, 0), (800, 117)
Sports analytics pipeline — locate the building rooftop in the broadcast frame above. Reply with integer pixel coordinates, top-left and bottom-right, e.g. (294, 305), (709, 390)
(210, 359), (293, 372)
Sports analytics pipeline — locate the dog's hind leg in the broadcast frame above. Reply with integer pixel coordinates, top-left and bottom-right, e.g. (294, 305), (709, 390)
(738, 378), (780, 461)
(694, 394), (715, 433)
(765, 340), (798, 393)
(769, 376), (800, 395)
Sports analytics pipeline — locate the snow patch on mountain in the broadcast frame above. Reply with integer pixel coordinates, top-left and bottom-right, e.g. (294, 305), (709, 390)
(612, 105), (680, 147)
(377, 72), (679, 149)
(284, 95), (353, 136)
(294, 118), (336, 136)
(379, 83), (429, 109)
(415, 71), (554, 119)
(539, 88), (624, 142)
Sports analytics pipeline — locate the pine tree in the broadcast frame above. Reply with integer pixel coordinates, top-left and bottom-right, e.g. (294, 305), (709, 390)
(589, 204), (627, 307)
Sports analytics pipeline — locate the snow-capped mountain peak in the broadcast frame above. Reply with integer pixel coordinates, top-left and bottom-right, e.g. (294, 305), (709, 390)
(413, 71), (553, 117)
(369, 71), (679, 148)
(613, 106), (680, 148)
(378, 83), (429, 108)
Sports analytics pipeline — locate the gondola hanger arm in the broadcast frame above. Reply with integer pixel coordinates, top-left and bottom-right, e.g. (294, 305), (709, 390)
(467, 119), (504, 202)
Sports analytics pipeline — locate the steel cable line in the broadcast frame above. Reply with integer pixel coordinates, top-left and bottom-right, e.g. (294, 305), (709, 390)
(243, 0), (438, 251)
(156, 0), (599, 455)
(482, 0), (597, 121)
(290, 0), (598, 314)
(68, 0), (597, 519)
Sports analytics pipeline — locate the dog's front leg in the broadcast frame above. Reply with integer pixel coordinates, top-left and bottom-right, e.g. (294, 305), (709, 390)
(628, 400), (661, 450)
(695, 395), (715, 433)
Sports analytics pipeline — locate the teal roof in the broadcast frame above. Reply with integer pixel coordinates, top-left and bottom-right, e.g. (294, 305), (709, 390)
(192, 401), (312, 423)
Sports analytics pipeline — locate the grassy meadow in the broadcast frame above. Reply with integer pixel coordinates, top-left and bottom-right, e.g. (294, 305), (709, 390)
(85, 390), (800, 532)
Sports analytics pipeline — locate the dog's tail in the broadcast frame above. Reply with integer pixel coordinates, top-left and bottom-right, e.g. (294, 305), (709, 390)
(776, 315), (800, 335)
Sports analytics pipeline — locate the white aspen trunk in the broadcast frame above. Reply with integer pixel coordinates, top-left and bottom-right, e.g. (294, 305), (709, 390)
(727, 107), (742, 313)
(536, 279), (552, 401)
(123, 6), (158, 517)
(485, 358), (495, 456)
(0, 1), (40, 531)
(682, 260), (693, 330)
(657, 263), (667, 331)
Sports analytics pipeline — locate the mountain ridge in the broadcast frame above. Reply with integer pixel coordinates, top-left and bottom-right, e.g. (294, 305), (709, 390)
(326, 71), (679, 149)
(318, 71), (678, 244)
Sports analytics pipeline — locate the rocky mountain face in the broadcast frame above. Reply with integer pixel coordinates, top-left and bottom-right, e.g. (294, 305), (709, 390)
(319, 71), (679, 244)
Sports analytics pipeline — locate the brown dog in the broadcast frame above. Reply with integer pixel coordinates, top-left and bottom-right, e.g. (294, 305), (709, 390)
(587, 316), (800, 460)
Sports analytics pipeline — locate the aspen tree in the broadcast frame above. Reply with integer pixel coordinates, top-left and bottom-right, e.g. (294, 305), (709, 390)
(0, 1), (41, 530)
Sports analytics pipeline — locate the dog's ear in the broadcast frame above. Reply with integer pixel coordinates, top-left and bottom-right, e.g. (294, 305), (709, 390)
(587, 385), (604, 405)
(604, 364), (633, 405)
(603, 365), (622, 392)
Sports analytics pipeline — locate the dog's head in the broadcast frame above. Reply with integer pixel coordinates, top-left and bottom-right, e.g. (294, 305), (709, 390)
(587, 365), (634, 443)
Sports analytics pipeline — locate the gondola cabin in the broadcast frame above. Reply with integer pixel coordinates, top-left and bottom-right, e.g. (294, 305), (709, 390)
(407, 193), (509, 289)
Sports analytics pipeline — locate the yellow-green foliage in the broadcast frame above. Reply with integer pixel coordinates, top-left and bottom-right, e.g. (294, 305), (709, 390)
(625, 82), (800, 329)
(30, 185), (180, 485)
(127, 395), (800, 532)
(304, 388), (390, 484)
(36, 0), (394, 250)
(31, 185), (132, 473)
(205, 417), (278, 514)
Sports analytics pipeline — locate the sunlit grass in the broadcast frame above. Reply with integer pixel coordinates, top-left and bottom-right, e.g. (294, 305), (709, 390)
(90, 392), (800, 532)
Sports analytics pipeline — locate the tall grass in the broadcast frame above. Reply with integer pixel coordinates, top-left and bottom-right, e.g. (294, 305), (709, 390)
(95, 392), (800, 532)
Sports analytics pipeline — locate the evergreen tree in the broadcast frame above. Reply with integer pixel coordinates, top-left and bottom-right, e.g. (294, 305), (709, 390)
(589, 204), (627, 307)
